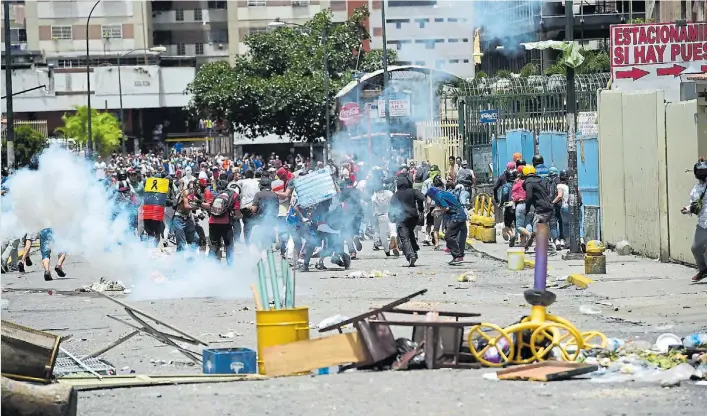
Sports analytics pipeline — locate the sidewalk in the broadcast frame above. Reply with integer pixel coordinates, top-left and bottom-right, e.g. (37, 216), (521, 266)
(471, 240), (707, 333)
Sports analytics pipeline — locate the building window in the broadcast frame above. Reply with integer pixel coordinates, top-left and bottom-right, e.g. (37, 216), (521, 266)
(434, 18), (444, 22)
(291, 0), (310, 5)
(386, 18), (409, 29)
(101, 24), (122, 39)
(51, 25), (72, 40)
(208, 0), (227, 8)
(175, 9), (184, 21)
(210, 29), (228, 42)
(463, 59), (469, 63)
(247, 0), (266, 6)
(447, 18), (458, 22)
(462, 38), (469, 42)
(177, 43), (186, 55)
(10, 28), (27, 43)
(448, 38), (459, 43)
(249, 27), (267, 34)
(195, 42), (204, 55)
(194, 8), (203, 20)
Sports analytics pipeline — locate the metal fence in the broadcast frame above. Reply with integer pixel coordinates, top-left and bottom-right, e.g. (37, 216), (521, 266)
(451, 73), (610, 146)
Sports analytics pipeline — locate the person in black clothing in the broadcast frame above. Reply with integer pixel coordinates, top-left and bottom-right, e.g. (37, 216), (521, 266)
(522, 166), (557, 252)
(339, 178), (364, 258)
(389, 175), (425, 266)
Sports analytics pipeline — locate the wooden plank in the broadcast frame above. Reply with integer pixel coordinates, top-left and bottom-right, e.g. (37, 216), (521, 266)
(56, 374), (266, 391)
(262, 333), (368, 377)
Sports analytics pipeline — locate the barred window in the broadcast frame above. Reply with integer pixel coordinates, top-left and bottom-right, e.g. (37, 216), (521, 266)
(195, 43), (204, 55)
(175, 9), (184, 21)
(101, 25), (122, 39)
(51, 25), (72, 40)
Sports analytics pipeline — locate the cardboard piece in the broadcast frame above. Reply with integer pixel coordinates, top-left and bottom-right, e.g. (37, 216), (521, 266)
(496, 361), (598, 382)
(262, 332), (368, 377)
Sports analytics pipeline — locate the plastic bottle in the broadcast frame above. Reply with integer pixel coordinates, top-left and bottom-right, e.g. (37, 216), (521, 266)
(682, 332), (707, 348)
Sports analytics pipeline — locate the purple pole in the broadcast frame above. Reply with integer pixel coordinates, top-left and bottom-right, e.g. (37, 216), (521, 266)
(533, 223), (549, 291)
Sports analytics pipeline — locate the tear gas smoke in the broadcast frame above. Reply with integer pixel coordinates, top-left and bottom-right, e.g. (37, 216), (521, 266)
(0, 145), (262, 301)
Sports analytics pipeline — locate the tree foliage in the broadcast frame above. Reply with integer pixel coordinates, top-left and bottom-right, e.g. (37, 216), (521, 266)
(545, 49), (610, 76)
(57, 106), (122, 156)
(186, 7), (397, 141)
(1, 125), (47, 168)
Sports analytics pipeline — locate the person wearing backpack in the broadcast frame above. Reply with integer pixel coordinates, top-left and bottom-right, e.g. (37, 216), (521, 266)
(201, 179), (239, 264)
(522, 165), (558, 253)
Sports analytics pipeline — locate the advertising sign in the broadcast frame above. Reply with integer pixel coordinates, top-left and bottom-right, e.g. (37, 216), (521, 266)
(338, 102), (362, 126)
(377, 95), (410, 118)
(480, 109), (498, 123)
(610, 22), (707, 101)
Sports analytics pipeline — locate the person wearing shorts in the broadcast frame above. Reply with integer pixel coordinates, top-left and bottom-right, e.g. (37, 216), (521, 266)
(38, 228), (67, 281)
(17, 233), (38, 273)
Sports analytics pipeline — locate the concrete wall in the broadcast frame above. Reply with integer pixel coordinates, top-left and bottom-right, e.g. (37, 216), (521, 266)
(598, 89), (707, 264)
(2, 66), (194, 113)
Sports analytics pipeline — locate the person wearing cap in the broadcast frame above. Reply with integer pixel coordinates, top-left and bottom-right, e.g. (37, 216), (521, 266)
(456, 160), (475, 188)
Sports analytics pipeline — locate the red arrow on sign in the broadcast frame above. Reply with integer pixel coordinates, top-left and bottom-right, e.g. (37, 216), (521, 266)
(615, 67), (649, 80)
(656, 64), (686, 77)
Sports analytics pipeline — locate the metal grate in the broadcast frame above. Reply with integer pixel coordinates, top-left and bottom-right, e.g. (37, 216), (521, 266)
(53, 355), (116, 378)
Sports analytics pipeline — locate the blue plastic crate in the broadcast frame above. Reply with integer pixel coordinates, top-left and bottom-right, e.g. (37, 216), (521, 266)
(202, 348), (257, 375)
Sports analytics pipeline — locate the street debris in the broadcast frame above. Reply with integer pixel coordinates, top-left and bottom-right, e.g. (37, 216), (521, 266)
(579, 305), (602, 315)
(457, 270), (477, 282)
(346, 270), (395, 278)
(218, 331), (243, 339)
(76, 277), (127, 293)
(615, 240), (633, 255)
(317, 314), (352, 330)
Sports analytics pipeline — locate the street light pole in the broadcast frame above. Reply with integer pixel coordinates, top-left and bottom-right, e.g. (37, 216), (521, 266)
(381, 0), (391, 129)
(3, 0), (15, 168)
(323, 25), (330, 161)
(117, 54), (125, 154)
(86, 0), (102, 157)
(565, 0), (582, 256)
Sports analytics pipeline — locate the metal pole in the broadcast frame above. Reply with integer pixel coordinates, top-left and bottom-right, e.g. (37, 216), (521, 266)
(381, 0), (391, 130)
(4, 0), (15, 168)
(86, 0), (102, 158)
(565, 1), (582, 256)
(323, 25), (330, 161)
(118, 55), (125, 154)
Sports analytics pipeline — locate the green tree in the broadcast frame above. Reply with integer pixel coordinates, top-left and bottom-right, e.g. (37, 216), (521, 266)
(57, 106), (122, 156)
(1, 125), (47, 168)
(186, 7), (397, 141)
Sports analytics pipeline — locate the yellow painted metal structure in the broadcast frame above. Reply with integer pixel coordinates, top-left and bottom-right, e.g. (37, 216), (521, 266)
(255, 307), (310, 375)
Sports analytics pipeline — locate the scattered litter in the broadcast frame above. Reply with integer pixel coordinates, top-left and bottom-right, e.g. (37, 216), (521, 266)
(655, 333), (682, 353)
(683, 332), (707, 348)
(482, 372), (499, 381)
(596, 301), (613, 307)
(654, 324), (674, 331)
(615, 240), (633, 255)
(579, 305), (602, 315)
(457, 270), (477, 282)
(567, 274), (594, 289)
(317, 314), (352, 330)
(77, 278), (127, 293)
(346, 270), (395, 279)
(497, 362), (598, 382)
(218, 331), (243, 339)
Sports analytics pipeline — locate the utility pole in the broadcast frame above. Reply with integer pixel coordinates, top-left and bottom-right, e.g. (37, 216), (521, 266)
(4, 0), (15, 169)
(323, 25), (330, 163)
(565, 0), (582, 256)
(381, 0), (391, 131)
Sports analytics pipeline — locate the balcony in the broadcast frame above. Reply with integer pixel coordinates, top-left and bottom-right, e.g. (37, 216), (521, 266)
(165, 42), (229, 58)
(152, 8), (227, 27)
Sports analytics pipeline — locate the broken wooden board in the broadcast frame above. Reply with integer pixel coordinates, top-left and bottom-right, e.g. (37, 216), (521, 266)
(262, 332), (368, 377)
(2, 376), (77, 416)
(1, 320), (62, 383)
(56, 374), (267, 391)
(496, 361), (598, 382)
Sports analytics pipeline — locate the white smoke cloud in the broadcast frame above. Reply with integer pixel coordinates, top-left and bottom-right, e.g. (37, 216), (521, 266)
(1, 145), (260, 301)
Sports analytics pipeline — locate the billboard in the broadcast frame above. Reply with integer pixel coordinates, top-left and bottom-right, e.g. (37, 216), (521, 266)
(610, 22), (707, 102)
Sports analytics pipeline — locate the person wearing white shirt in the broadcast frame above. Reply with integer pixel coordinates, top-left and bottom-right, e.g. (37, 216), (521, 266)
(94, 156), (107, 179)
(371, 188), (399, 257)
(236, 170), (260, 244)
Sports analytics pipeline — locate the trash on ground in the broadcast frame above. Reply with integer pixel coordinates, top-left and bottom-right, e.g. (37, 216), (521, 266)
(496, 361), (599, 382)
(53, 351), (116, 378)
(218, 331), (243, 339)
(567, 274), (594, 289)
(655, 333), (683, 353)
(317, 314), (352, 330)
(683, 332), (707, 348)
(77, 278), (127, 293)
(482, 372), (499, 381)
(346, 270), (395, 278)
(579, 305), (602, 315)
(457, 270), (477, 282)
(615, 240), (633, 255)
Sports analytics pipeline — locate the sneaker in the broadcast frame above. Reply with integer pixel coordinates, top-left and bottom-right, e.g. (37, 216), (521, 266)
(372, 244), (381, 251)
(17, 261), (25, 273)
(350, 252), (357, 260)
(384, 251), (391, 257)
(692, 270), (707, 283)
(422, 240), (432, 246)
(509, 236), (516, 248)
(408, 255), (417, 267)
(354, 236), (363, 251)
(449, 257), (464, 265)
(54, 265), (66, 278)
(44, 270), (53, 281)
(444, 248), (451, 254)
(25, 257), (33, 267)
(315, 262), (328, 270)
(1, 263), (8, 273)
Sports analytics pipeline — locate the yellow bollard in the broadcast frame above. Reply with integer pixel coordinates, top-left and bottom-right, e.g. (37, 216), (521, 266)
(584, 240), (607, 274)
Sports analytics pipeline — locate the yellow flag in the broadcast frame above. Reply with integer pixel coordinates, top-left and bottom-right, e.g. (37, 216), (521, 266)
(144, 177), (169, 194)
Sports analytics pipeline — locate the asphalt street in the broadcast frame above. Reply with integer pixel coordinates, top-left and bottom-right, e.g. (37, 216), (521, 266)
(2, 239), (706, 415)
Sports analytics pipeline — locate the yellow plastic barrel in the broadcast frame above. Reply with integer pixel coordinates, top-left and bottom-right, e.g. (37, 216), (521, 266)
(255, 307), (310, 375)
(507, 248), (525, 271)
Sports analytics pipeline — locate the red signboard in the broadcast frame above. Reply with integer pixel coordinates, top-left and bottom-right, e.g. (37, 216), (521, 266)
(338, 102), (362, 126)
(610, 22), (707, 101)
